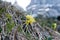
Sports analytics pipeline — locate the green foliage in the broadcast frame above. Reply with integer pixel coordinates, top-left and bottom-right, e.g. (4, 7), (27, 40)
(25, 32), (32, 40)
(0, 7), (6, 17)
(6, 21), (15, 33)
(45, 37), (52, 40)
(21, 16), (26, 20)
(36, 16), (56, 29)
(0, 27), (2, 33)
(5, 13), (12, 20)
(0, 8), (6, 14)
(17, 26), (23, 32)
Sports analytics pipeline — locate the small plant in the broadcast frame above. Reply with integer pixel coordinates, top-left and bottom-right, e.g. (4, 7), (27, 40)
(17, 26), (23, 32)
(6, 21), (15, 33)
(5, 13), (12, 20)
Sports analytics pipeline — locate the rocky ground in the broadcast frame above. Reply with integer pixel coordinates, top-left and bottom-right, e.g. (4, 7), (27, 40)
(0, 1), (60, 40)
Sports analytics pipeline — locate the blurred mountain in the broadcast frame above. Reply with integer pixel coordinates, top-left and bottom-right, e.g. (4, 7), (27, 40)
(26, 0), (60, 17)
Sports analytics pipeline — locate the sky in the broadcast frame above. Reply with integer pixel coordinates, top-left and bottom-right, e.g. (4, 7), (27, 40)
(2, 0), (31, 10)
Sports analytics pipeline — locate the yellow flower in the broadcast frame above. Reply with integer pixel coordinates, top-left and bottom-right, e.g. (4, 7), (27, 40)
(52, 23), (57, 30)
(25, 15), (36, 25)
